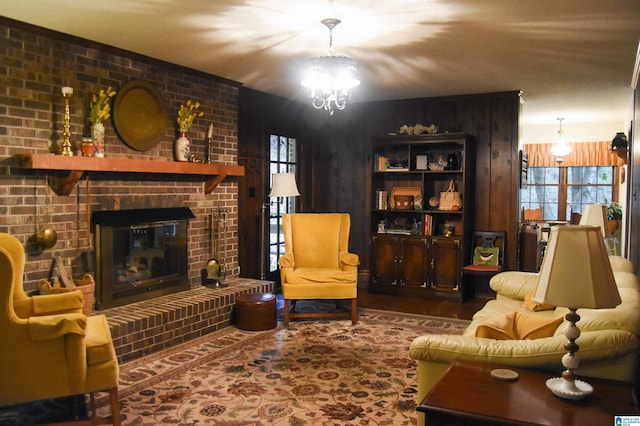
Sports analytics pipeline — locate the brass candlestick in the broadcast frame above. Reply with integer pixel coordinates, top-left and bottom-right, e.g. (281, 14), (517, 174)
(205, 137), (212, 163)
(61, 86), (74, 156)
(206, 123), (213, 163)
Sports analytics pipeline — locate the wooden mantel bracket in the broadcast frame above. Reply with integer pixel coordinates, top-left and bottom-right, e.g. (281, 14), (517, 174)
(52, 170), (85, 196)
(13, 153), (245, 195)
(205, 175), (226, 194)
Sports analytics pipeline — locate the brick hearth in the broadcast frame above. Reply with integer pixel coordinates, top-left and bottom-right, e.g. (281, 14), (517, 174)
(99, 278), (274, 363)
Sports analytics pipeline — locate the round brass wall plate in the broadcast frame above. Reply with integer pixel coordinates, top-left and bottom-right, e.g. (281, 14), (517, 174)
(113, 80), (167, 151)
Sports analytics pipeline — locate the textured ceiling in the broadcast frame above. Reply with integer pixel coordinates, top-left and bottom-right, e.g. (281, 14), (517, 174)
(2, 0), (639, 142)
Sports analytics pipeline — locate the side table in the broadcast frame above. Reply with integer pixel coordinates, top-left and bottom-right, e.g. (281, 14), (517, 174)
(418, 360), (639, 425)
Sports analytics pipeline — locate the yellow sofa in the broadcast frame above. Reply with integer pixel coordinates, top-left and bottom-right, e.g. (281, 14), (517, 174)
(409, 255), (640, 410)
(279, 213), (359, 325)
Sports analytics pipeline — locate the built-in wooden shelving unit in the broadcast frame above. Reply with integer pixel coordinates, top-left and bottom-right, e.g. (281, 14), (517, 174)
(14, 154), (245, 195)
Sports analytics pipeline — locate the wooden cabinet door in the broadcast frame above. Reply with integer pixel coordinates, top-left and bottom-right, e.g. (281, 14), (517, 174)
(399, 237), (430, 288)
(430, 237), (461, 291)
(371, 235), (399, 286)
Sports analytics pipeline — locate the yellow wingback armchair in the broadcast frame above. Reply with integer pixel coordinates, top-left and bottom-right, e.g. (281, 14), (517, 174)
(0, 233), (121, 425)
(278, 213), (359, 326)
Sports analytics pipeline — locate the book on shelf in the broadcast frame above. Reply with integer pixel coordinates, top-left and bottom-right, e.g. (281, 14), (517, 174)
(374, 154), (388, 171)
(423, 214), (433, 236)
(373, 154), (409, 171)
(376, 190), (388, 210)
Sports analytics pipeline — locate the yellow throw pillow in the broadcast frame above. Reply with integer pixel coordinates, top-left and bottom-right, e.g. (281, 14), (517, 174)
(475, 311), (518, 339)
(475, 311), (563, 340)
(524, 289), (556, 312)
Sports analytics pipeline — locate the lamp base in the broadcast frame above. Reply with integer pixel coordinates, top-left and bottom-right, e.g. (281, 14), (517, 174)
(546, 377), (593, 400)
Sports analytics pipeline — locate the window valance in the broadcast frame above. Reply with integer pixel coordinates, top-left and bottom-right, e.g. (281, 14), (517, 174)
(522, 141), (623, 167)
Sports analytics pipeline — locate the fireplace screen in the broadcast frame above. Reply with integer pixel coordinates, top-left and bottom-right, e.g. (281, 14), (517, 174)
(93, 208), (194, 309)
(113, 222), (180, 286)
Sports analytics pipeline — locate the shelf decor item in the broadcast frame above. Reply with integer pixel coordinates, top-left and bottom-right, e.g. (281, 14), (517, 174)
(175, 100), (204, 162)
(88, 86), (116, 158)
(61, 86), (74, 156)
(113, 80), (167, 151)
(439, 180), (461, 210)
(81, 137), (95, 157)
(91, 123), (105, 158)
(174, 131), (190, 162)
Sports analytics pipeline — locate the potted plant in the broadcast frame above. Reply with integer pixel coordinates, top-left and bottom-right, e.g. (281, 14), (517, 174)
(607, 201), (623, 234)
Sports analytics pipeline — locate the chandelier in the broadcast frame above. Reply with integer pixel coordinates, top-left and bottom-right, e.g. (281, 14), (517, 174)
(301, 18), (360, 115)
(550, 117), (571, 163)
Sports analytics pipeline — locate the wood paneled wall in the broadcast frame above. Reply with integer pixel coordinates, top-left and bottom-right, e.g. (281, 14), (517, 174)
(238, 89), (522, 279)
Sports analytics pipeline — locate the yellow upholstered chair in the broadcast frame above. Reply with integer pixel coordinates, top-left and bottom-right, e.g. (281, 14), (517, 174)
(0, 233), (121, 425)
(278, 213), (359, 326)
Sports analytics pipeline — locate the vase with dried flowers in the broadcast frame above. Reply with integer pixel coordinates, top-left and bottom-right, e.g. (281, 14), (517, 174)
(175, 100), (204, 161)
(88, 87), (117, 158)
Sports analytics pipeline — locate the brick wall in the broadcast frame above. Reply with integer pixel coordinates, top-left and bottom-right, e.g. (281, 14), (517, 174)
(0, 19), (243, 295)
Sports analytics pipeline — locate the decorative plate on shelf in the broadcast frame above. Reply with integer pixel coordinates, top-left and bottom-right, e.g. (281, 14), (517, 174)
(113, 79), (167, 151)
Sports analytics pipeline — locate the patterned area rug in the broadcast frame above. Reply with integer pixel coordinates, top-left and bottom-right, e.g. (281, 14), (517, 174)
(0, 395), (87, 425)
(95, 306), (468, 425)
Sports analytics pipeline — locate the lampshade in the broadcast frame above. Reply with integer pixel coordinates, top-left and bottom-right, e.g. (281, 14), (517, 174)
(269, 173), (300, 197)
(532, 225), (620, 309)
(579, 204), (611, 238)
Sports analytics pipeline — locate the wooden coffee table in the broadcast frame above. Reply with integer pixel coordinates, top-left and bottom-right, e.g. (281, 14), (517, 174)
(417, 360), (640, 425)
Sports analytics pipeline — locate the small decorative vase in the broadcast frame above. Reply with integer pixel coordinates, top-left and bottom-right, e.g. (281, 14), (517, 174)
(81, 138), (96, 157)
(91, 123), (105, 158)
(174, 130), (190, 162)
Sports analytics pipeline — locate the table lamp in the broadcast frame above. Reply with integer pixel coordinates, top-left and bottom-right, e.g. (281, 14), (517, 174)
(532, 225), (621, 400)
(579, 204), (611, 238)
(260, 173), (300, 279)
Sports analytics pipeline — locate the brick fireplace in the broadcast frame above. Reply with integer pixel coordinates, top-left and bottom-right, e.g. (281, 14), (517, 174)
(0, 18), (276, 364)
(0, 20), (241, 296)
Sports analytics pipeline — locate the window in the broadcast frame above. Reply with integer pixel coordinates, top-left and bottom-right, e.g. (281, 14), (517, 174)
(520, 166), (616, 220)
(269, 134), (297, 273)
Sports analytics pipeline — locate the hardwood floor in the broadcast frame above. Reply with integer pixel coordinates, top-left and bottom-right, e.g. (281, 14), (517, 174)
(275, 288), (488, 322)
(356, 288), (487, 321)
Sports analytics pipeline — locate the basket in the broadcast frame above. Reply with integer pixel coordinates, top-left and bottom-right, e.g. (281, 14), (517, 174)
(391, 187), (421, 210)
(74, 274), (95, 315)
(39, 273), (95, 315)
(394, 195), (414, 210)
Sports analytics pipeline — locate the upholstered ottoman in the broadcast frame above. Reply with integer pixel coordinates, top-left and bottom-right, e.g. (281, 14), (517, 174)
(235, 293), (277, 331)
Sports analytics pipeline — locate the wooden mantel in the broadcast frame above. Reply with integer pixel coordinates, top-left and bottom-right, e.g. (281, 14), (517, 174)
(15, 154), (245, 195)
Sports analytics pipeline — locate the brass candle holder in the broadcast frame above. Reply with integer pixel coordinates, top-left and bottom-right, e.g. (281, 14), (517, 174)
(61, 86), (74, 156)
(205, 123), (213, 163)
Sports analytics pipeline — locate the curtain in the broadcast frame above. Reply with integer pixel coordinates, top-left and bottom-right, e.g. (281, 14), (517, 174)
(523, 141), (624, 167)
